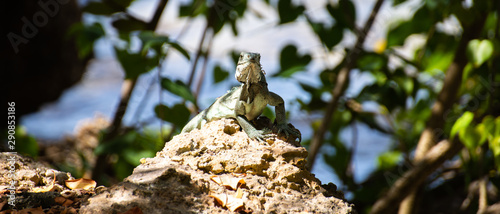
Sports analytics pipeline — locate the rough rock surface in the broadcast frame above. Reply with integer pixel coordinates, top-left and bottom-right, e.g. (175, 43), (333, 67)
(80, 118), (355, 213)
(0, 153), (75, 193)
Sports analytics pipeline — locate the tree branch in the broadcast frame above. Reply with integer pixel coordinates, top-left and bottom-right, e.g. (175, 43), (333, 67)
(306, 0), (385, 170)
(370, 138), (464, 214)
(398, 10), (488, 213)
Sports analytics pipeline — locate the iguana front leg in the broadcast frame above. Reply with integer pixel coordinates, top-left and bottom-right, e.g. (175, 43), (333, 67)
(236, 116), (272, 141)
(268, 92), (301, 140)
(235, 100), (272, 141)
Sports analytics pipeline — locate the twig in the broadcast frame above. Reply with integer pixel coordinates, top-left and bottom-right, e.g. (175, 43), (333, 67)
(194, 30), (214, 98)
(187, 23), (209, 89)
(306, 0), (385, 170)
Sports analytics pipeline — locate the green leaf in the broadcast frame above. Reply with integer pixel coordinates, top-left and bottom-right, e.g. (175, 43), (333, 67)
(275, 66), (306, 78)
(467, 39), (494, 68)
(213, 65), (229, 83)
(138, 31), (169, 55)
(111, 0), (136, 8)
(491, 136), (500, 171)
(138, 31), (190, 60)
(122, 149), (154, 166)
(307, 19), (344, 50)
(112, 18), (146, 33)
(386, 6), (434, 47)
(357, 52), (388, 71)
(167, 41), (191, 60)
(15, 127), (38, 158)
(326, 0), (356, 30)
(83, 2), (122, 15)
(392, 0), (407, 6)
(278, 0), (305, 24)
(276, 44), (311, 77)
(450, 111), (474, 140)
(154, 104), (191, 128)
(461, 125), (482, 150)
(423, 49), (454, 73)
(160, 78), (196, 103)
(114, 48), (157, 79)
(450, 111), (484, 151)
(67, 22), (105, 58)
(378, 151), (402, 170)
(95, 131), (136, 155)
(179, 2), (207, 17)
(261, 106), (275, 121)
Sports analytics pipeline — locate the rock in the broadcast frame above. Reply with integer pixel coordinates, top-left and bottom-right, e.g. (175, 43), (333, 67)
(80, 118), (355, 213)
(0, 153), (74, 192)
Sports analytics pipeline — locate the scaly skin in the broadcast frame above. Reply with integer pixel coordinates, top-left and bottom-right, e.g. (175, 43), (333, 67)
(181, 52), (300, 142)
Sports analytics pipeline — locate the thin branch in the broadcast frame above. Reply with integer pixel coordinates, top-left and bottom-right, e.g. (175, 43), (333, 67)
(307, 0), (385, 170)
(147, 0), (168, 30)
(194, 29), (214, 98)
(346, 121), (358, 183)
(187, 23), (209, 89)
(478, 176), (488, 214)
(131, 72), (158, 127)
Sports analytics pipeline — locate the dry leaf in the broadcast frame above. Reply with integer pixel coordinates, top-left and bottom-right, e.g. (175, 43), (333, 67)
(65, 178), (96, 190)
(209, 193), (244, 212)
(31, 182), (55, 193)
(210, 175), (246, 190)
(231, 173), (247, 177)
(234, 187), (244, 199)
(209, 193), (228, 207)
(225, 195), (244, 212)
(54, 197), (73, 206)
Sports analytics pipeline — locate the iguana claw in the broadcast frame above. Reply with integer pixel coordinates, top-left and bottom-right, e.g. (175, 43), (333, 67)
(276, 123), (301, 143)
(247, 128), (273, 142)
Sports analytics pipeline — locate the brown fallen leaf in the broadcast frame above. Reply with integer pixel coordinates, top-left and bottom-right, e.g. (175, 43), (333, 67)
(209, 193), (244, 212)
(54, 196), (73, 206)
(210, 175), (246, 190)
(65, 178), (96, 190)
(31, 182), (55, 193)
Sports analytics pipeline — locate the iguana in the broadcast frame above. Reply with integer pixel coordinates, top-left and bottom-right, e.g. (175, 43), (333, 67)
(181, 52), (300, 142)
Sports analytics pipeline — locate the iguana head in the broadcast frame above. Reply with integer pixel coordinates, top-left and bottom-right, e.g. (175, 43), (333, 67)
(235, 52), (264, 84)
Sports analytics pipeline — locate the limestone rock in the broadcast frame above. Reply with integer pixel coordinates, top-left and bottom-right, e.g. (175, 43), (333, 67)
(80, 118), (354, 213)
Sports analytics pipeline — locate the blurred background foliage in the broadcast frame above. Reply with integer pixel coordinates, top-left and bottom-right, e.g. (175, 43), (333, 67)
(3, 0), (500, 213)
